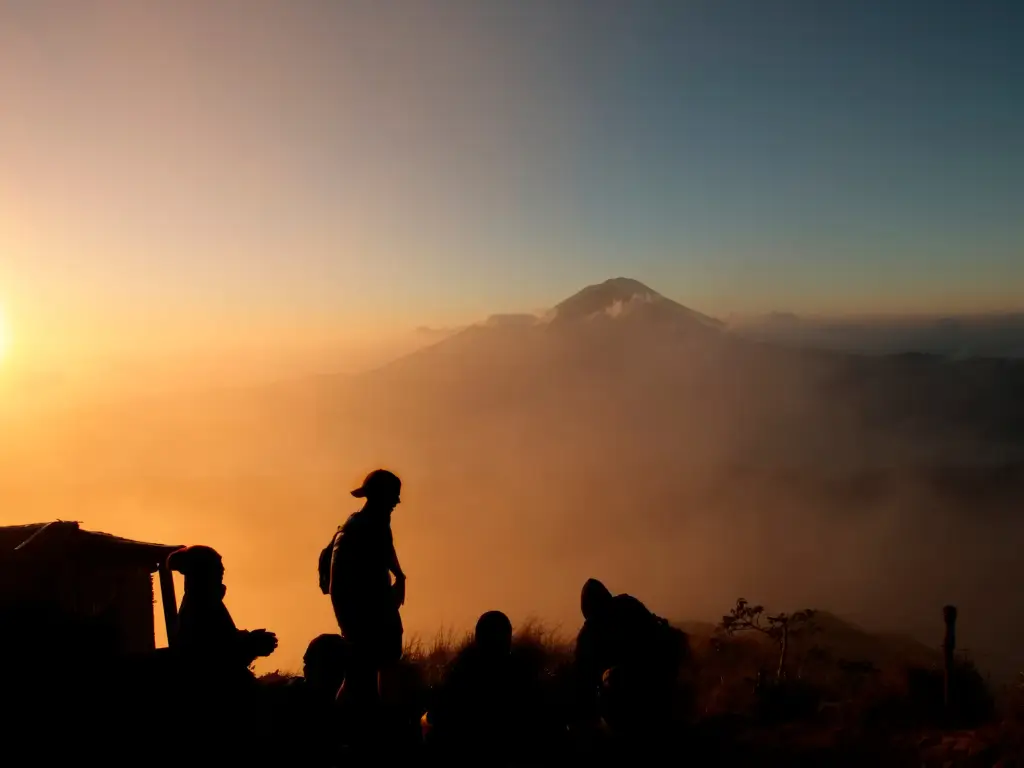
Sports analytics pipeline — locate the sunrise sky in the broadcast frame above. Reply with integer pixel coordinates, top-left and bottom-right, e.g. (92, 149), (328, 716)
(1, 0), (1022, 378)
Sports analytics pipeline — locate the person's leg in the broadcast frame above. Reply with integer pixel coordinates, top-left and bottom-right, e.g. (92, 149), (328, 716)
(334, 603), (376, 703)
(337, 649), (383, 756)
(338, 640), (379, 706)
(375, 607), (405, 706)
(371, 610), (412, 759)
(334, 607), (385, 753)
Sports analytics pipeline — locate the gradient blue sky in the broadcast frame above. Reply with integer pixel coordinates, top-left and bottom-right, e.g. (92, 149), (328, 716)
(1, 0), (1022, 367)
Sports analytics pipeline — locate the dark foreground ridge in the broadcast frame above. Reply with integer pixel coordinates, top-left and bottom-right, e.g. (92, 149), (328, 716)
(1, 518), (1022, 766)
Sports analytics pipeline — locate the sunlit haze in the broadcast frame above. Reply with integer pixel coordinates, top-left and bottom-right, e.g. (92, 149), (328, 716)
(1, 1), (1023, 678)
(0, 304), (9, 364)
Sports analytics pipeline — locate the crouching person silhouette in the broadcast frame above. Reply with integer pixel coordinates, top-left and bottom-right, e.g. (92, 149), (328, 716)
(574, 578), (687, 744)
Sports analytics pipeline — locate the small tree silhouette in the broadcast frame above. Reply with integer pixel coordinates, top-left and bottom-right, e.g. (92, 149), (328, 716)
(719, 598), (817, 681)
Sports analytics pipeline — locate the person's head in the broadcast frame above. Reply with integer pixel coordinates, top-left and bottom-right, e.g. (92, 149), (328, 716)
(581, 578), (613, 622)
(167, 545), (225, 592)
(303, 633), (349, 691)
(351, 469), (402, 514)
(474, 610), (513, 658)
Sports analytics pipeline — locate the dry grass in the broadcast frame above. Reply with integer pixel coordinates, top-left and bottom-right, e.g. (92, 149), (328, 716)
(255, 614), (1024, 764)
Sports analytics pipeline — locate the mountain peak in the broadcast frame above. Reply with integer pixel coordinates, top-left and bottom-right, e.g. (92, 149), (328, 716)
(547, 277), (723, 331)
(597, 276), (662, 296)
(549, 277), (663, 321)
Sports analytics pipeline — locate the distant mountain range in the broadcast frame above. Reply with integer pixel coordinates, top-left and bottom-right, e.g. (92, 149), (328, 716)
(53, 277), (1018, 480)
(412, 278), (1024, 359)
(339, 277), (1024, 475)
(732, 309), (1024, 359)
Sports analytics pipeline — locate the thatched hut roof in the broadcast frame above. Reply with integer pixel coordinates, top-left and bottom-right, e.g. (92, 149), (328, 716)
(0, 521), (181, 571)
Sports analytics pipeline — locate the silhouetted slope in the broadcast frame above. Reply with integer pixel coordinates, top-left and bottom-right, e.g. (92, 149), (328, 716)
(680, 611), (941, 672)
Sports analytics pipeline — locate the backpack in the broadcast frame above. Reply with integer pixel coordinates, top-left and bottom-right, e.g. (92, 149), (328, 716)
(318, 527), (342, 595)
(650, 614), (689, 671)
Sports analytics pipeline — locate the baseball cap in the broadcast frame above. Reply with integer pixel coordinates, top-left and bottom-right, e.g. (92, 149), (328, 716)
(351, 468), (402, 499)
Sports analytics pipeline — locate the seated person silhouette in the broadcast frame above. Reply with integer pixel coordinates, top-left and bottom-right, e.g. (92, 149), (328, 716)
(277, 634), (350, 766)
(168, 545), (278, 684)
(166, 545), (278, 760)
(303, 633), (350, 700)
(426, 611), (545, 760)
(574, 578), (686, 737)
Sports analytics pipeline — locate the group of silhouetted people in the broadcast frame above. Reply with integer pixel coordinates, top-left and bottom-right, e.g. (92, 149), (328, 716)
(3, 468), (689, 766)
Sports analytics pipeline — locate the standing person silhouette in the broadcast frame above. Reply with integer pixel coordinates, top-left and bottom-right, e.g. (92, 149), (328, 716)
(329, 469), (407, 744)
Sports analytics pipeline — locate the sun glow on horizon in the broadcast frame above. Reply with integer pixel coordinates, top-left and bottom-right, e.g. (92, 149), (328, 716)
(0, 305), (10, 363)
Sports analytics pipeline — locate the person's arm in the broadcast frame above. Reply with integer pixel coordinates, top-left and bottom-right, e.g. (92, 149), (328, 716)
(329, 526), (355, 599)
(238, 627), (278, 664)
(389, 539), (406, 581)
(203, 598), (276, 665)
(389, 534), (407, 607)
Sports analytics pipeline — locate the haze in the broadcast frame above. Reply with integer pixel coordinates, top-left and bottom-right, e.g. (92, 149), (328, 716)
(1, 1), (1022, 676)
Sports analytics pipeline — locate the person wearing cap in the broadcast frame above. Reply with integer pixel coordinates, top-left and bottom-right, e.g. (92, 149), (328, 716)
(329, 469), (407, 741)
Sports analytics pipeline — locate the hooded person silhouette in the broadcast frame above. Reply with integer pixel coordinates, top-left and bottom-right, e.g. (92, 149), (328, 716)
(169, 545), (278, 675)
(574, 578), (686, 737)
(166, 545), (278, 762)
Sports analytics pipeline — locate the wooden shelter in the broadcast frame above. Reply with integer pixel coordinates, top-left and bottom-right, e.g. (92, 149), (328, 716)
(0, 521), (183, 655)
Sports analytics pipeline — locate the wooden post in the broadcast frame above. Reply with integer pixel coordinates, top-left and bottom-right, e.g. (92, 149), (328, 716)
(158, 563), (178, 647)
(776, 621), (789, 681)
(943, 605), (958, 712)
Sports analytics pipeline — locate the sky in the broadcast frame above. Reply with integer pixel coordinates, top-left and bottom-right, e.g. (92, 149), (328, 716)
(1, 0), (1022, 377)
